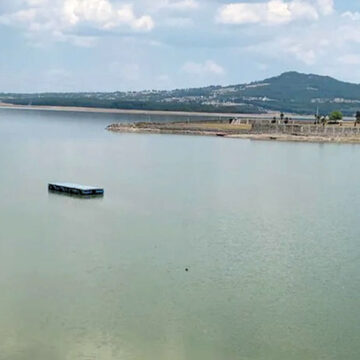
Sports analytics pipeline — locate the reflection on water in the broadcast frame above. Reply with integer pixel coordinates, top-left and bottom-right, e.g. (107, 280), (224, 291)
(48, 190), (105, 200)
(0, 108), (359, 360)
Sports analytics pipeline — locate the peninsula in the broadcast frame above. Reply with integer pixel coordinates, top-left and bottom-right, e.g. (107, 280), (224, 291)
(107, 119), (360, 144)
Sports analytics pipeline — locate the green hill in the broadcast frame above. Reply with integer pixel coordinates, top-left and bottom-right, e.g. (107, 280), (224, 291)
(234, 71), (360, 115)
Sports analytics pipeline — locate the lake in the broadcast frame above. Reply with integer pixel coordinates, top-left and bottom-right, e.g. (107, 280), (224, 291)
(0, 108), (359, 360)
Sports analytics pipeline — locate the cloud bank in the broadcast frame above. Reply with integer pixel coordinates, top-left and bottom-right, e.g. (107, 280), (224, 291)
(0, 0), (154, 46)
(217, 0), (334, 25)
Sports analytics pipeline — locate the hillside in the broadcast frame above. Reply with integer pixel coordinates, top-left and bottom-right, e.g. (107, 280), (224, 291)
(1, 72), (360, 115)
(236, 72), (360, 115)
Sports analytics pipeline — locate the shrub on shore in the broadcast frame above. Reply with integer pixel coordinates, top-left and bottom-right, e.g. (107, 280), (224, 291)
(329, 111), (343, 121)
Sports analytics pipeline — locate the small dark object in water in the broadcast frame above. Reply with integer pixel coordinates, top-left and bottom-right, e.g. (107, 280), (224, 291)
(216, 133), (226, 137)
(185, 268), (189, 272)
(48, 182), (104, 197)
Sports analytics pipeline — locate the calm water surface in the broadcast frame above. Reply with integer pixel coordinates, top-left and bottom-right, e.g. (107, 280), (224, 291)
(0, 108), (359, 360)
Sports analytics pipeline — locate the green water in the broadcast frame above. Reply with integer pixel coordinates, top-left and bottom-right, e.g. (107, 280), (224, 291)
(0, 109), (359, 360)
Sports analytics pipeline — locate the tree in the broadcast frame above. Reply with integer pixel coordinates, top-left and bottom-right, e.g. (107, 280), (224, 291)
(355, 111), (360, 127)
(329, 110), (343, 121)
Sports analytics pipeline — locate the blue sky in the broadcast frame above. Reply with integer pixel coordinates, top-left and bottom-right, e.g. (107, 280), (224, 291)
(0, 0), (360, 92)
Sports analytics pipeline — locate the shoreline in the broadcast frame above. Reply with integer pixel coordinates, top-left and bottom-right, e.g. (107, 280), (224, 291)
(0, 102), (320, 120)
(0, 103), (251, 118)
(107, 122), (360, 144)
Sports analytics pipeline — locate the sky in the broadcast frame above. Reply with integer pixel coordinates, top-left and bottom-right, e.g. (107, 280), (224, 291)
(0, 0), (360, 92)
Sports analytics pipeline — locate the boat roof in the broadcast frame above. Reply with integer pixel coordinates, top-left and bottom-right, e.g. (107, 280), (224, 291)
(50, 182), (103, 191)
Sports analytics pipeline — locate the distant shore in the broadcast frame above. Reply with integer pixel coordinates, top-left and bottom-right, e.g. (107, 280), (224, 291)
(0, 102), (322, 121)
(107, 121), (360, 144)
(0, 103), (249, 118)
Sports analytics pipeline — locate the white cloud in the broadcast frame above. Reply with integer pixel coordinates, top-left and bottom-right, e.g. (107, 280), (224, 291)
(155, 0), (199, 11)
(25, 0), (48, 5)
(0, 0), (154, 46)
(338, 54), (360, 65)
(164, 17), (193, 27)
(242, 12), (360, 70)
(337, 23), (360, 44)
(244, 28), (331, 66)
(182, 60), (225, 75)
(216, 0), (332, 26)
(287, 44), (317, 65)
(316, 0), (334, 16)
(217, 3), (262, 24)
(342, 11), (360, 21)
(63, 0), (154, 30)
